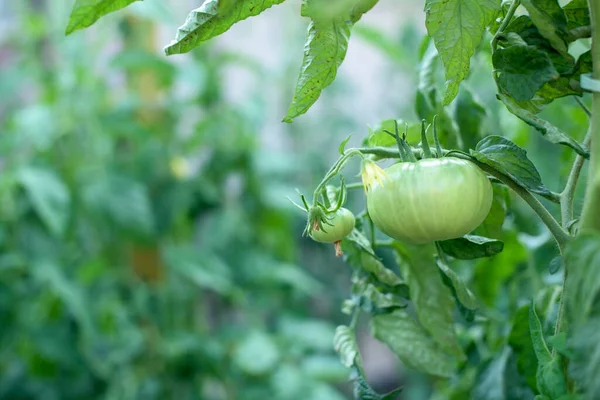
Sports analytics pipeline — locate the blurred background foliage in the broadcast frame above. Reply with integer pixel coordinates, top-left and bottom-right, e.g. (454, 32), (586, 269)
(0, 0), (592, 399)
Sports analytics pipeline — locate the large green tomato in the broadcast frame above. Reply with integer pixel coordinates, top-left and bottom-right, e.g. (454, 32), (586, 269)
(366, 158), (493, 244)
(310, 208), (355, 243)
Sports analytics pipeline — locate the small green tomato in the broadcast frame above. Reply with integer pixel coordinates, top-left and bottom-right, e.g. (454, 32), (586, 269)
(309, 208), (355, 256)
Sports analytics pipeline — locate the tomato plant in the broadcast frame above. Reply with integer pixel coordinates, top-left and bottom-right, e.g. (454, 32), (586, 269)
(19, 0), (600, 398)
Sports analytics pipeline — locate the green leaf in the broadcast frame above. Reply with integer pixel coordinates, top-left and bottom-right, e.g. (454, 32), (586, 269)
(521, 0), (569, 57)
(233, 331), (279, 375)
(333, 325), (359, 368)
(454, 87), (487, 151)
(344, 229), (378, 258)
(493, 45), (558, 101)
(164, 0), (286, 56)
(472, 347), (511, 400)
(565, 234), (600, 327)
(439, 235), (504, 260)
(548, 255), (563, 274)
(371, 310), (457, 377)
(339, 134), (352, 155)
(471, 135), (552, 197)
(359, 282), (407, 312)
(529, 301), (552, 365)
(568, 317), (600, 400)
(283, 19), (351, 122)
(360, 252), (405, 288)
(497, 94), (589, 157)
(350, 365), (402, 400)
(18, 166), (70, 237)
(509, 304), (538, 391)
(65, 0), (140, 35)
(564, 0), (590, 30)
(424, 0), (501, 104)
(436, 261), (477, 310)
(395, 244), (465, 361)
(475, 183), (509, 239)
(537, 358), (568, 399)
(367, 120), (421, 147)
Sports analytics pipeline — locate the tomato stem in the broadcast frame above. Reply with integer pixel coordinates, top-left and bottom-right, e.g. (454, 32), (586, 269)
(561, 129), (591, 228)
(432, 115), (443, 158)
(312, 149), (364, 204)
(579, 0), (600, 232)
(491, 0), (520, 51)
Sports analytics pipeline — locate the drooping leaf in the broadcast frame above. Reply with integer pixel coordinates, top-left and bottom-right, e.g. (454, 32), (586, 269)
(360, 252), (405, 288)
(164, 0), (286, 55)
(395, 243), (465, 360)
(471, 135), (553, 197)
(529, 302), (552, 366)
(439, 235), (504, 260)
(493, 45), (558, 101)
(424, 0), (501, 104)
(359, 282), (407, 313)
(472, 347), (511, 400)
(65, 0), (140, 35)
(350, 365), (403, 400)
(436, 261), (477, 310)
(333, 325), (358, 368)
(283, 19), (351, 122)
(371, 310), (457, 377)
(497, 94), (589, 157)
(520, 0), (569, 57)
(18, 166), (71, 237)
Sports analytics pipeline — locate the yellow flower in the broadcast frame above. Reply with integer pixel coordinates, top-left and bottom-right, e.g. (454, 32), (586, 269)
(361, 159), (388, 193)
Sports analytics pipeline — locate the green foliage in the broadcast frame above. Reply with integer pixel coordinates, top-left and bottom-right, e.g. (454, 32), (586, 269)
(424, 0), (501, 104)
(66, 0), (140, 34)
(439, 235), (504, 260)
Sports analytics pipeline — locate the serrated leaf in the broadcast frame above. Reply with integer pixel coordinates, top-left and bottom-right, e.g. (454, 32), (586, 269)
(521, 0), (569, 57)
(471, 135), (552, 197)
(333, 325), (358, 368)
(371, 310), (457, 377)
(493, 45), (558, 101)
(283, 19), (351, 122)
(19, 166), (70, 237)
(497, 94), (589, 157)
(564, 0), (590, 30)
(424, 0), (501, 104)
(436, 261), (477, 310)
(395, 243), (465, 361)
(164, 0), (285, 55)
(65, 0), (140, 35)
(439, 235), (504, 260)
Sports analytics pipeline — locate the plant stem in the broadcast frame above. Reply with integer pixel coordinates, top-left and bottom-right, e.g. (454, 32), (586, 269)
(491, 0), (521, 50)
(580, 0), (600, 232)
(312, 150), (363, 203)
(561, 130), (592, 228)
(474, 161), (571, 252)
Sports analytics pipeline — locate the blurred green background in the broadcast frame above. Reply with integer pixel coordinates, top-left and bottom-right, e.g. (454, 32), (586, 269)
(0, 1), (592, 399)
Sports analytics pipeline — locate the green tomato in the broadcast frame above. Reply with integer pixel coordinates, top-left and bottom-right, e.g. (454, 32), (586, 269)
(310, 208), (355, 243)
(366, 158), (493, 244)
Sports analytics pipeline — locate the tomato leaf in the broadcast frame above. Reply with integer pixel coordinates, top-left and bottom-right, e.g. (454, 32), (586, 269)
(471, 135), (553, 197)
(529, 301), (552, 366)
(454, 87), (488, 151)
(509, 304), (539, 391)
(356, 280), (407, 313)
(367, 120), (421, 147)
(164, 0), (285, 56)
(370, 310), (457, 377)
(395, 244), (465, 361)
(424, 0), (500, 105)
(333, 325), (358, 368)
(564, 0), (590, 30)
(349, 365), (403, 400)
(65, 0), (140, 35)
(18, 166), (71, 237)
(472, 347), (512, 400)
(493, 45), (558, 101)
(360, 253), (406, 289)
(565, 234), (600, 327)
(520, 0), (569, 57)
(439, 235), (504, 260)
(436, 260), (477, 311)
(474, 183), (509, 239)
(496, 95), (589, 157)
(284, 0), (377, 122)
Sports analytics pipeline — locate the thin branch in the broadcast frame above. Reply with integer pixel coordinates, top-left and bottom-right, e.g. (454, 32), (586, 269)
(575, 96), (592, 117)
(561, 129), (592, 228)
(568, 25), (592, 42)
(491, 0), (521, 50)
